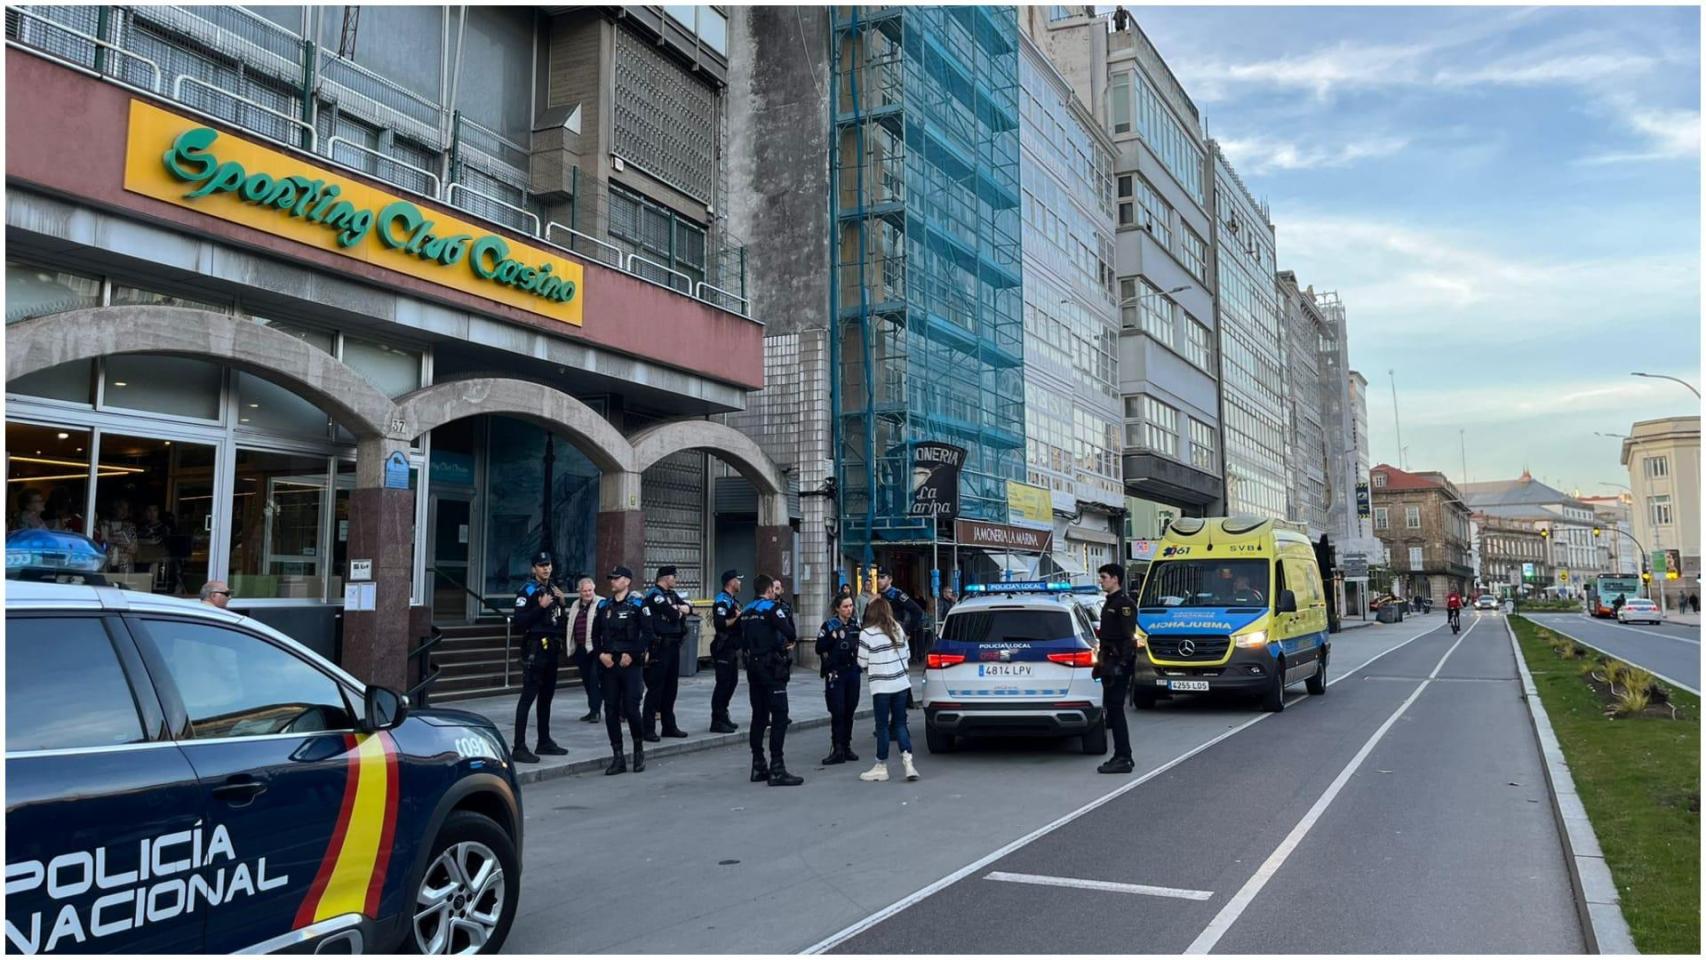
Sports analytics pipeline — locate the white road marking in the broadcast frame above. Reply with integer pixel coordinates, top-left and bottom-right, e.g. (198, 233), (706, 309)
(1593, 619), (1701, 645)
(1516, 617), (1700, 696)
(985, 871), (1214, 901)
(1183, 619), (1477, 955)
(799, 619), (1447, 955)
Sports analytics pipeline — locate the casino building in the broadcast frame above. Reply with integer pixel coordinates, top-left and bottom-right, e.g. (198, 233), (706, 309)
(4, 5), (790, 698)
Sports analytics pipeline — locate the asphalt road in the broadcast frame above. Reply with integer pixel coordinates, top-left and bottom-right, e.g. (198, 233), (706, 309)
(824, 612), (1584, 955)
(1519, 612), (1700, 694)
(499, 614), (1584, 954)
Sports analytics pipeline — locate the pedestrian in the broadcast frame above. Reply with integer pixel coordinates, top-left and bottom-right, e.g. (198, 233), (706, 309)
(707, 570), (744, 733)
(937, 585), (957, 621)
(641, 565), (693, 742)
(510, 551), (569, 764)
(593, 565), (652, 775)
(1690, 593), (1699, 614)
(740, 574), (803, 786)
(1094, 563), (1137, 774)
(816, 593), (862, 766)
(856, 596), (917, 782)
(565, 576), (604, 723)
(199, 579), (231, 609)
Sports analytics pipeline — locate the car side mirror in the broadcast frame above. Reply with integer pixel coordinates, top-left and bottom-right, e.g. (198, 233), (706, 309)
(361, 685), (408, 732)
(1278, 590), (1298, 614)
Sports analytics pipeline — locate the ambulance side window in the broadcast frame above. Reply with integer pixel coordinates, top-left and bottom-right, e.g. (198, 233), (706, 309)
(140, 619), (356, 740)
(5, 616), (146, 752)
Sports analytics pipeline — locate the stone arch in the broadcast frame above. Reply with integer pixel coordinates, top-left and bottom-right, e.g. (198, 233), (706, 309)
(5, 306), (394, 439)
(392, 376), (636, 474)
(629, 419), (788, 525)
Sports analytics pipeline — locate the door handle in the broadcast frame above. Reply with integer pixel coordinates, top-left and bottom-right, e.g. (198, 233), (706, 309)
(212, 776), (268, 806)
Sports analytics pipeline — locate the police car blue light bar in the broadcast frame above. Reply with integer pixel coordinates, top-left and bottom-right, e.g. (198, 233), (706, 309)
(963, 580), (1077, 594)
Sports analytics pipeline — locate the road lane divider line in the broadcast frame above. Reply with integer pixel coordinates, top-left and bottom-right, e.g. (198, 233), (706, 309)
(1514, 617), (1699, 696)
(799, 619), (1447, 955)
(985, 871), (1214, 901)
(1595, 619), (1701, 645)
(1183, 620), (1476, 955)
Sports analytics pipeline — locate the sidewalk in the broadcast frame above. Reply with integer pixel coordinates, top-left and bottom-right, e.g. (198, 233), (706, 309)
(1665, 610), (1700, 626)
(447, 666), (921, 785)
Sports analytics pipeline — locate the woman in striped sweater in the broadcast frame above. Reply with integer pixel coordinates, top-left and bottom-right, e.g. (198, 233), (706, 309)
(856, 596), (919, 781)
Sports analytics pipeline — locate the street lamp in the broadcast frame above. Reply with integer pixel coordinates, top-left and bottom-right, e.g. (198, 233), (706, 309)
(1104, 283), (1193, 309)
(1631, 372), (1701, 397)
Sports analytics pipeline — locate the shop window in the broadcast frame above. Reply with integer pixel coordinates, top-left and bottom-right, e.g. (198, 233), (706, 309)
(110, 285), (229, 313)
(343, 336), (422, 398)
(229, 450), (330, 601)
(253, 317), (335, 354)
(236, 372), (334, 438)
(5, 263), (100, 324)
(8, 360), (94, 405)
(102, 355), (224, 420)
(6, 422), (93, 536)
(95, 434), (217, 597)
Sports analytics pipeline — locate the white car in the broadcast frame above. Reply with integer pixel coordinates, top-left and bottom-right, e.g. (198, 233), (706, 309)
(922, 582), (1106, 755)
(1617, 598), (1664, 624)
(1474, 595), (1497, 610)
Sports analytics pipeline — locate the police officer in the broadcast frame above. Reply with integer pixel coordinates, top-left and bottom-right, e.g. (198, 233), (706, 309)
(708, 570), (744, 733)
(740, 574), (803, 786)
(876, 567), (926, 701)
(592, 565), (653, 775)
(511, 551), (569, 765)
(1094, 562), (1138, 775)
(816, 593), (862, 765)
(641, 565), (693, 742)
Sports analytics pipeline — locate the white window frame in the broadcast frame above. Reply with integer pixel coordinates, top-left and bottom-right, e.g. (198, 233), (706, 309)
(1405, 505), (1421, 529)
(1373, 507), (1389, 531)
(1644, 456), (1668, 478)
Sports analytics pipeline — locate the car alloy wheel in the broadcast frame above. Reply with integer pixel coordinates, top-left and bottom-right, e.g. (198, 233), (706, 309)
(414, 840), (506, 954)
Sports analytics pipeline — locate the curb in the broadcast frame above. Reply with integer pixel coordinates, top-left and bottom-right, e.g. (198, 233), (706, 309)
(1505, 615), (1639, 955)
(513, 706), (879, 786)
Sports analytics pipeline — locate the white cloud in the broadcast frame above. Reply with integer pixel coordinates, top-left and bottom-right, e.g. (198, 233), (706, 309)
(1215, 134), (1410, 173)
(1578, 102), (1702, 164)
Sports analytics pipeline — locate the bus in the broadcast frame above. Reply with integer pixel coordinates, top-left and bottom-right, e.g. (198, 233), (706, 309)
(1588, 574), (1643, 618)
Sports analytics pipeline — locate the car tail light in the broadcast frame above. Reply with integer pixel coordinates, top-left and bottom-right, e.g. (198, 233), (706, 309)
(1047, 651), (1095, 667)
(1053, 700), (1094, 709)
(926, 653), (966, 669)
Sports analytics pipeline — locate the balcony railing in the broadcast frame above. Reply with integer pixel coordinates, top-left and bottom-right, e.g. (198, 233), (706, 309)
(5, 4), (751, 319)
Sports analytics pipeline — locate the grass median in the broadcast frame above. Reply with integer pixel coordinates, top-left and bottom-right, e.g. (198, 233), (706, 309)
(1510, 615), (1700, 954)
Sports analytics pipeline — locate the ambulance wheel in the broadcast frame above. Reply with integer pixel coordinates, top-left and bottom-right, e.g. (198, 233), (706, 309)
(1306, 651), (1328, 696)
(1133, 689), (1159, 710)
(1080, 723), (1108, 755)
(1261, 659), (1287, 713)
(406, 811), (519, 954)
(925, 726), (957, 754)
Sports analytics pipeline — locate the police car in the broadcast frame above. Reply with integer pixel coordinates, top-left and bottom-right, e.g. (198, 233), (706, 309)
(5, 534), (523, 954)
(922, 581), (1106, 755)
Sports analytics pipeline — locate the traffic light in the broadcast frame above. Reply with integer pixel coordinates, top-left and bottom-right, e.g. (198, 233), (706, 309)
(1559, 570), (1569, 582)
(1642, 571), (1652, 583)
(1592, 526), (1602, 537)
(1540, 527), (1551, 539)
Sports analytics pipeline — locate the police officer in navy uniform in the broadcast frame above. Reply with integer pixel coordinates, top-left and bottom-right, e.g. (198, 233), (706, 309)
(740, 574), (803, 785)
(1094, 562), (1138, 775)
(707, 570), (744, 733)
(816, 593), (862, 765)
(876, 566), (926, 704)
(641, 564), (693, 742)
(592, 565), (653, 775)
(511, 551), (569, 764)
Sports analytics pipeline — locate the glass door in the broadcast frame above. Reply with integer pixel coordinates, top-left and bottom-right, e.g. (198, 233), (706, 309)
(429, 494), (474, 621)
(93, 433), (218, 597)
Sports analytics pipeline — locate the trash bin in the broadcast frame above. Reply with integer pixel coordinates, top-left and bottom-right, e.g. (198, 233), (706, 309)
(1376, 604), (1401, 624)
(679, 615), (701, 677)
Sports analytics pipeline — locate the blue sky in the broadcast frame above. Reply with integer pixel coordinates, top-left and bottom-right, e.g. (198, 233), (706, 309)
(1131, 4), (1701, 496)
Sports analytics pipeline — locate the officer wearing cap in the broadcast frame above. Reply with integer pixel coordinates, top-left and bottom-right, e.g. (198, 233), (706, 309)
(511, 551), (569, 764)
(592, 564), (653, 774)
(708, 569), (744, 733)
(740, 574), (803, 785)
(641, 564), (693, 742)
(876, 566), (925, 706)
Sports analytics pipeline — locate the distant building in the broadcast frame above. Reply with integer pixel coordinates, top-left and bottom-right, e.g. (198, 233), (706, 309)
(1471, 513), (1551, 597)
(1369, 463), (1472, 600)
(1621, 415), (1701, 608)
(1577, 494), (1639, 576)
(1461, 472), (1598, 587)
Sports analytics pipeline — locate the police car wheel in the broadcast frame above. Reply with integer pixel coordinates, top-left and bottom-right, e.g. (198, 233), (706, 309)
(409, 812), (518, 954)
(925, 726), (957, 754)
(1079, 723), (1108, 756)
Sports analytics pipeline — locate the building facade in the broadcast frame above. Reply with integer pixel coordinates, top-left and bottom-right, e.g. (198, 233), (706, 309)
(1275, 271), (1328, 537)
(1210, 142), (1287, 520)
(1621, 415), (1701, 606)
(1369, 464), (1473, 600)
(5, 5), (787, 699)
(1472, 513), (1551, 597)
(1462, 473), (1598, 586)
(1315, 291), (1356, 541)
(1578, 494), (1640, 577)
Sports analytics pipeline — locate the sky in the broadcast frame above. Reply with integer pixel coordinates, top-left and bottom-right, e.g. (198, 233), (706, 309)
(1130, 4), (1702, 497)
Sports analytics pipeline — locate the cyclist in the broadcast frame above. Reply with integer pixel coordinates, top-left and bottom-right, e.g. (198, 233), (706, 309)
(1446, 591), (1463, 629)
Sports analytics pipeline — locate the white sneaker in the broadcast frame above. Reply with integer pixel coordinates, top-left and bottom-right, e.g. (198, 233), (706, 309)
(901, 751), (919, 781)
(859, 760), (890, 782)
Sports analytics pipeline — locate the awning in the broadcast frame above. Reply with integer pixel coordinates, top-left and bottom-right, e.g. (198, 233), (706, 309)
(1046, 552), (1089, 579)
(1064, 524), (1118, 547)
(984, 552), (1040, 578)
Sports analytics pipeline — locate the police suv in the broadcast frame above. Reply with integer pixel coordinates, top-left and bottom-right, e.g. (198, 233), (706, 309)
(921, 581), (1106, 755)
(5, 533), (524, 954)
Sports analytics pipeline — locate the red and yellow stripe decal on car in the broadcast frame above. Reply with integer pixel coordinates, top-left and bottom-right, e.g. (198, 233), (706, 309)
(294, 731), (401, 927)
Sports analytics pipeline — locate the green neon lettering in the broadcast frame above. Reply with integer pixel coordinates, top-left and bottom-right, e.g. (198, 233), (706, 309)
(337, 209), (374, 248)
(377, 201), (420, 250)
(307, 185), (342, 222)
(239, 173), (275, 203)
(292, 180), (326, 218)
(470, 236), (508, 279)
(161, 127), (219, 183)
(184, 160), (246, 199)
(556, 279), (577, 303)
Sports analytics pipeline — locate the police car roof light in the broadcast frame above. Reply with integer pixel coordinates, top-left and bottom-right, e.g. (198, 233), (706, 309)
(962, 580), (1075, 595)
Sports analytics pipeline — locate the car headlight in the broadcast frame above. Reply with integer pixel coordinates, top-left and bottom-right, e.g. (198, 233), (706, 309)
(1234, 629), (1269, 649)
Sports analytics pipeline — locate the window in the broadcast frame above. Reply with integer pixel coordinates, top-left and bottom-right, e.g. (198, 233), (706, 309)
(1405, 506), (1421, 528)
(1649, 495), (1672, 526)
(102, 355), (223, 420)
(1189, 418), (1217, 471)
(1118, 277), (1139, 329)
(342, 337), (422, 399)
(229, 450), (331, 601)
(1139, 280), (1175, 348)
(1644, 456), (1668, 478)
(1109, 72), (1132, 134)
(142, 619), (354, 739)
(1116, 175), (1134, 226)
(1185, 319), (1213, 370)
(1133, 176), (1172, 249)
(1180, 226), (1207, 282)
(1139, 395), (1179, 457)
(609, 184), (708, 291)
(1409, 546), (1424, 570)
(7, 421), (94, 537)
(1372, 472), (1387, 487)
(1374, 507), (1389, 530)
(6, 262), (100, 325)
(6, 617), (145, 752)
